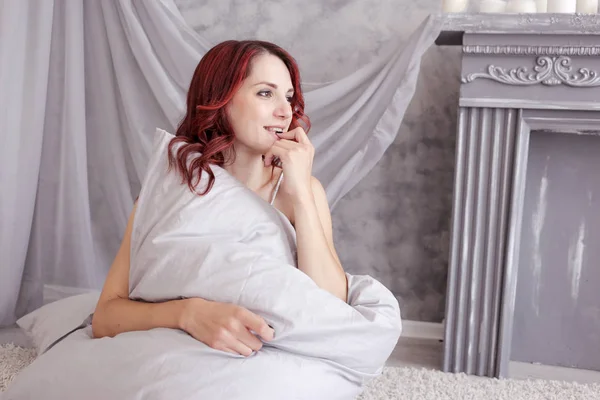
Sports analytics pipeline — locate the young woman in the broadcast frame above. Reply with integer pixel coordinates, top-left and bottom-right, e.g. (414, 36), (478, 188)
(6, 40), (400, 400)
(91, 40), (348, 357)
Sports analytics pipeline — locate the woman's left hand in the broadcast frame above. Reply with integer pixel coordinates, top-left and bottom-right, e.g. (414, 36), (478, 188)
(263, 126), (314, 201)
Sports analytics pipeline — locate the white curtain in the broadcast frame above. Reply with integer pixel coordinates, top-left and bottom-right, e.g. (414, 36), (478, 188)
(0, 0), (442, 327)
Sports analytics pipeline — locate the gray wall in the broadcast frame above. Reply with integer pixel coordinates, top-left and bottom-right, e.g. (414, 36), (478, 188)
(512, 131), (600, 371)
(175, 0), (461, 322)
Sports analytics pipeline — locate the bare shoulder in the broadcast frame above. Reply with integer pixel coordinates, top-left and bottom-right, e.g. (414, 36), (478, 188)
(273, 176), (330, 226)
(310, 175), (336, 229)
(310, 176), (327, 202)
(273, 189), (295, 225)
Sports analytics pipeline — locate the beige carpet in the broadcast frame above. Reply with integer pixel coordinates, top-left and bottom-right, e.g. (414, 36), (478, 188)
(0, 344), (36, 392)
(2, 343), (599, 399)
(356, 364), (600, 400)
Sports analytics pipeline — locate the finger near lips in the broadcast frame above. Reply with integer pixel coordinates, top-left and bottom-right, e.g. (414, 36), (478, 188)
(266, 141), (309, 168)
(264, 130), (310, 167)
(276, 127), (310, 144)
(274, 131), (296, 141)
(272, 138), (297, 149)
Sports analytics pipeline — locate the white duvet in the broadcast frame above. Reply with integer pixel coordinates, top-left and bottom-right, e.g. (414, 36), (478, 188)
(4, 129), (401, 400)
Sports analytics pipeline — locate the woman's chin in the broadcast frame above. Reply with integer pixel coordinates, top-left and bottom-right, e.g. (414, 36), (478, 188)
(233, 141), (272, 157)
(256, 141), (276, 154)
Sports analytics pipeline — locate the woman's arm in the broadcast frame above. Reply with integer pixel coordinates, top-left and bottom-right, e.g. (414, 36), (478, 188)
(265, 127), (347, 303)
(292, 177), (348, 303)
(91, 203), (186, 338)
(91, 203), (274, 356)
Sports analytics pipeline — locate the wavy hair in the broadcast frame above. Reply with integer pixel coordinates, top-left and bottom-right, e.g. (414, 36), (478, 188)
(167, 40), (311, 195)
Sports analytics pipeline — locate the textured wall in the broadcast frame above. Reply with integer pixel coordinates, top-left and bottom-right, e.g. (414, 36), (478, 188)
(175, 0), (461, 322)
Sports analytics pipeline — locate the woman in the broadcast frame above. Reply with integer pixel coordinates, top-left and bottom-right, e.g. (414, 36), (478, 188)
(6, 40), (400, 400)
(91, 40), (348, 357)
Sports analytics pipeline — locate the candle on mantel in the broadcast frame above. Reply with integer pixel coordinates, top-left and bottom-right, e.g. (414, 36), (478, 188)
(506, 0), (538, 11)
(480, 0), (508, 12)
(442, 0), (469, 12)
(536, 0), (549, 11)
(547, 0), (577, 12)
(576, 0), (598, 12)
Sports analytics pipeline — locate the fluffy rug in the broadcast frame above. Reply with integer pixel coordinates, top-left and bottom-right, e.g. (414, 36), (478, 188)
(356, 365), (600, 400)
(1, 344), (599, 399)
(0, 344), (36, 392)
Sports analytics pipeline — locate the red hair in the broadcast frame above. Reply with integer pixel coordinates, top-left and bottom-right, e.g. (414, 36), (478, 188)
(167, 40), (311, 195)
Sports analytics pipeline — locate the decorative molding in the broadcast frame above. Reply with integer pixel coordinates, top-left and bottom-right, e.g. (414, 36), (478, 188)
(569, 13), (600, 33)
(463, 45), (600, 57)
(462, 56), (600, 87)
(440, 13), (600, 35)
(459, 97), (600, 112)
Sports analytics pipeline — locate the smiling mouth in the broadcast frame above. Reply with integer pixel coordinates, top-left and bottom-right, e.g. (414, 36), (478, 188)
(264, 126), (284, 136)
(265, 126), (283, 133)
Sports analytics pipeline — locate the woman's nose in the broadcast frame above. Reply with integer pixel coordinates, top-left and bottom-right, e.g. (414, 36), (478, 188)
(275, 100), (292, 119)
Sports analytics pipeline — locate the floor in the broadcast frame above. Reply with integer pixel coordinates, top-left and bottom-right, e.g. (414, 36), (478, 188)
(386, 336), (600, 385)
(0, 326), (32, 348)
(386, 337), (443, 370)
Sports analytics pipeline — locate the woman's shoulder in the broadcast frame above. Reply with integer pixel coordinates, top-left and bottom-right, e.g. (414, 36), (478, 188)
(272, 175), (328, 227)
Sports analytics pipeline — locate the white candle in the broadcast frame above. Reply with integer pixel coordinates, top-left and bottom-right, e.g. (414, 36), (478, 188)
(442, 0), (469, 12)
(480, 0), (508, 12)
(536, 0), (549, 11)
(547, 0), (577, 12)
(576, 0), (598, 12)
(506, 0), (538, 11)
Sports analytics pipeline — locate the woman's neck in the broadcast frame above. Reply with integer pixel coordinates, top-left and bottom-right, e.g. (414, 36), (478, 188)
(223, 150), (273, 193)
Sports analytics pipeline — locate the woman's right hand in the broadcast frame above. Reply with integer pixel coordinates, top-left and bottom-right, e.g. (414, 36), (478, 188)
(179, 298), (275, 356)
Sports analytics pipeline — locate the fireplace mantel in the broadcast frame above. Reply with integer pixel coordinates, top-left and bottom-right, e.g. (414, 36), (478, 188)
(435, 13), (600, 379)
(437, 13), (600, 44)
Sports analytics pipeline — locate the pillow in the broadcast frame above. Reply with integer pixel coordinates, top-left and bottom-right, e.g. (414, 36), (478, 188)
(16, 291), (100, 354)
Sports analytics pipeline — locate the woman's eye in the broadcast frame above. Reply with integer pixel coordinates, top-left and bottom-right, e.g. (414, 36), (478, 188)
(258, 90), (292, 103)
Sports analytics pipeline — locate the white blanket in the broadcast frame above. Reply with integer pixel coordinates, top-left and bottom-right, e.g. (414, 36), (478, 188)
(4, 129), (401, 400)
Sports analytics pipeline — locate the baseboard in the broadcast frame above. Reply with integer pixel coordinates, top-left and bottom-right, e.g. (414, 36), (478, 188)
(400, 320), (444, 341)
(509, 361), (600, 385)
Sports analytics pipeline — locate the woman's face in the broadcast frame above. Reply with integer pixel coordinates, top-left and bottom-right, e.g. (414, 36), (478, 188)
(227, 53), (294, 156)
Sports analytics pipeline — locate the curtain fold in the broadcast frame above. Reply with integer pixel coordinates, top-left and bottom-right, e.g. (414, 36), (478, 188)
(0, 0), (442, 327)
(0, 0), (55, 327)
